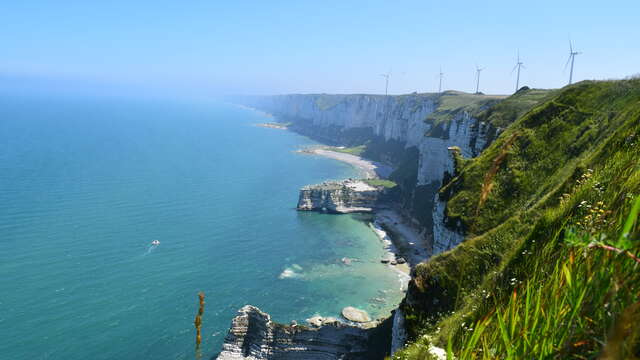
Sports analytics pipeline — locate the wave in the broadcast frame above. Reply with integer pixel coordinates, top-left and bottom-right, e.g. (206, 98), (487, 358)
(279, 264), (303, 279)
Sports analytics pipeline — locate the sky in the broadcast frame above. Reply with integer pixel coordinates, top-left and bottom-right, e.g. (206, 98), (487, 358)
(0, 0), (638, 97)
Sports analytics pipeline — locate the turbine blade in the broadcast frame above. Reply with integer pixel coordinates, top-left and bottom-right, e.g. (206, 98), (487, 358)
(563, 55), (572, 71)
(511, 64), (518, 73)
(569, 39), (573, 53)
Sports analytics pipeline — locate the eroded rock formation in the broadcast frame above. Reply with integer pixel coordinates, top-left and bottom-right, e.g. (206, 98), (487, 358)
(226, 93), (504, 358)
(216, 305), (389, 360)
(297, 180), (381, 213)
(244, 93), (497, 252)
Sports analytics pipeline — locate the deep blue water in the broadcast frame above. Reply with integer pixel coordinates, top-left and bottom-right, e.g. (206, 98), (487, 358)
(0, 94), (403, 360)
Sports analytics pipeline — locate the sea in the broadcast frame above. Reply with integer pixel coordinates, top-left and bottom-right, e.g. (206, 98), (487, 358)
(0, 92), (404, 360)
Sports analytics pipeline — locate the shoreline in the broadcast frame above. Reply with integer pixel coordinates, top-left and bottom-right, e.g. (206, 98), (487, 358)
(298, 146), (394, 179)
(233, 103), (274, 119)
(373, 209), (430, 270)
(256, 122), (289, 130)
(296, 145), (429, 275)
(250, 108), (428, 324)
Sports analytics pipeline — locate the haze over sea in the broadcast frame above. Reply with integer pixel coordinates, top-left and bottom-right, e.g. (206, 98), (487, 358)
(0, 93), (403, 360)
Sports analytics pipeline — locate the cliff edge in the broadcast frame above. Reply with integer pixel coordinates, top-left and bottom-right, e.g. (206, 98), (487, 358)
(297, 179), (382, 213)
(216, 306), (392, 360)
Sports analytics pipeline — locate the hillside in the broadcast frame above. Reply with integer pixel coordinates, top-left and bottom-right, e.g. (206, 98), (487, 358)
(396, 79), (640, 359)
(225, 80), (639, 359)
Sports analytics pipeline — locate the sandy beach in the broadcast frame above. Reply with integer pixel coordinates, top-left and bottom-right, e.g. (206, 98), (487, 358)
(366, 208), (431, 292)
(256, 122), (289, 130)
(300, 147), (393, 179)
(298, 146), (429, 277)
(374, 209), (431, 267)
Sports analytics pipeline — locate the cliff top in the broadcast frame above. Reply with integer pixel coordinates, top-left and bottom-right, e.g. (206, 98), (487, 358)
(398, 79), (640, 359)
(301, 179), (378, 192)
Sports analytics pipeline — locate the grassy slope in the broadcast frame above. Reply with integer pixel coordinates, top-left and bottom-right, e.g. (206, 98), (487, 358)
(329, 144), (368, 156)
(425, 91), (506, 126)
(395, 79), (640, 359)
(364, 179), (397, 188)
(475, 88), (557, 128)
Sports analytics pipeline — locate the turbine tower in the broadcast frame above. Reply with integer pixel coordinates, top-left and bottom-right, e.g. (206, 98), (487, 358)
(380, 71), (391, 96)
(512, 51), (525, 92)
(438, 67), (444, 93)
(565, 40), (581, 85)
(474, 65), (484, 94)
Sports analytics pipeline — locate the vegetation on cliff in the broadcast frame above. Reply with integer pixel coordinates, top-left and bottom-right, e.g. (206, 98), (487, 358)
(426, 91), (505, 126)
(330, 144), (368, 156)
(395, 79), (640, 359)
(475, 87), (556, 128)
(364, 179), (398, 189)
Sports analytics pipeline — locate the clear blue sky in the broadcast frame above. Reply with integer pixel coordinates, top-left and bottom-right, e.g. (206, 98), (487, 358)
(1, 0), (638, 96)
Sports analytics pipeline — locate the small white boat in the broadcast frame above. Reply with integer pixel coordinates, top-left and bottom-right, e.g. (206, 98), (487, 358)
(151, 240), (160, 245)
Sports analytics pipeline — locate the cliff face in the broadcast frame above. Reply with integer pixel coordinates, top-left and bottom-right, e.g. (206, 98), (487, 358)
(297, 180), (381, 213)
(221, 92), (508, 359)
(246, 92), (499, 253)
(394, 80), (640, 359)
(216, 306), (389, 360)
(252, 94), (435, 148)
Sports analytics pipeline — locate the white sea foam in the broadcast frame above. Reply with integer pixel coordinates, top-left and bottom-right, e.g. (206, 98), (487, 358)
(279, 264), (303, 279)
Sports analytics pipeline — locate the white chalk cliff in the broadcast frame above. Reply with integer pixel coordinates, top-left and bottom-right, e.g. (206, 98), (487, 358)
(247, 93), (493, 253)
(219, 93), (500, 359)
(297, 180), (381, 213)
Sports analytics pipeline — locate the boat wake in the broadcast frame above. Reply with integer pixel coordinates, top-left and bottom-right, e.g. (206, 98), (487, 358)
(142, 242), (159, 256)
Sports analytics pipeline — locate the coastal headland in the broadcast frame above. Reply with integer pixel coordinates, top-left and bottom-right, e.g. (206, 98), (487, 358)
(255, 122), (289, 130)
(218, 99), (444, 359)
(295, 146), (429, 275)
(218, 90), (523, 359)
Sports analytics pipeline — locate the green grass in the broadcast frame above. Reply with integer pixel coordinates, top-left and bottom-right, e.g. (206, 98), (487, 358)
(445, 80), (640, 236)
(426, 91), (506, 126)
(395, 79), (640, 359)
(448, 197), (640, 359)
(328, 144), (368, 156)
(475, 88), (557, 129)
(435, 91), (506, 112)
(364, 179), (397, 188)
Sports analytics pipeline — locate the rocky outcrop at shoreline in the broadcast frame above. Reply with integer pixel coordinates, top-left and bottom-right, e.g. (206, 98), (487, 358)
(229, 92), (508, 358)
(242, 92), (500, 249)
(297, 179), (382, 213)
(216, 305), (391, 360)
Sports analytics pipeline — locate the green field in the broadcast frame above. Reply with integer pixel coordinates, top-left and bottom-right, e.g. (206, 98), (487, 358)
(364, 179), (397, 188)
(327, 144), (368, 156)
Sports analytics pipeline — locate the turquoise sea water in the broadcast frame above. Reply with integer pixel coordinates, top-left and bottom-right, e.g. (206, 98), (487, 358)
(0, 94), (403, 359)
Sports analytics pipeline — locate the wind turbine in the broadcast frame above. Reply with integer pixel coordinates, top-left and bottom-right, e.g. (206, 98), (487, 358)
(512, 51), (525, 92)
(474, 65), (484, 94)
(438, 67), (444, 93)
(565, 40), (581, 85)
(380, 70), (391, 96)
